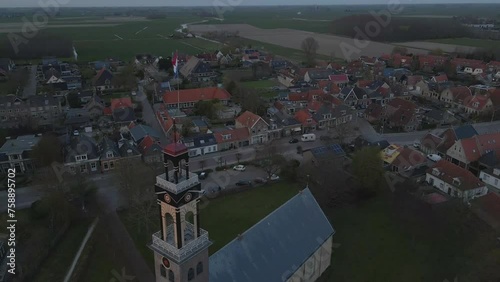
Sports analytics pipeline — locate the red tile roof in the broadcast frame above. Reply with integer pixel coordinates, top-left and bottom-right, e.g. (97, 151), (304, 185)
(294, 109), (316, 126)
(421, 133), (443, 151)
(357, 80), (372, 88)
(103, 107), (112, 116)
(235, 111), (264, 128)
(433, 74), (448, 83)
(387, 98), (417, 111)
(489, 89), (500, 106)
(274, 101), (284, 111)
(214, 127), (250, 144)
(111, 97), (132, 111)
(419, 55), (447, 67)
(162, 87), (231, 105)
(307, 100), (324, 112)
(464, 94), (491, 111)
(459, 132), (500, 162)
(364, 103), (383, 120)
(392, 147), (426, 169)
(329, 74), (349, 84)
(427, 160), (485, 191)
(448, 86), (472, 102)
(138, 135), (156, 154)
(331, 96), (343, 106)
(288, 92), (310, 102)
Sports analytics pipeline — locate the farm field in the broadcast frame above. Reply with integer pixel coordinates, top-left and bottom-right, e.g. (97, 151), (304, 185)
(239, 79), (279, 89)
(426, 38), (500, 49)
(189, 24), (429, 61)
(394, 41), (481, 54)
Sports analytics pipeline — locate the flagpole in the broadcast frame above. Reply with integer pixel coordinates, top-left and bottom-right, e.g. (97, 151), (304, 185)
(176, 50), (180, 115)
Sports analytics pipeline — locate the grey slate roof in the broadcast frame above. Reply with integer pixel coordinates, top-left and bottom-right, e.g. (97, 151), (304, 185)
(0, 135), (41, 155)
(64, 135), (99, 163)
(209, 188), (335, 282)
(453, 124), (478, 140)
(113, 107), (136, 123)
(99, 137), (120, 159)
(129, 124), (161, 143)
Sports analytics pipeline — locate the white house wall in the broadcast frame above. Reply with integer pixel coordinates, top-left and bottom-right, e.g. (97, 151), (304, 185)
(426, 173), (488, 202)
(286, 236), (332, 282)
(479, 171), (500, 190)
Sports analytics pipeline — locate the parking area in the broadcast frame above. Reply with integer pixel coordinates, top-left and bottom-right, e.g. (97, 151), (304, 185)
(199, 165), (269, 194)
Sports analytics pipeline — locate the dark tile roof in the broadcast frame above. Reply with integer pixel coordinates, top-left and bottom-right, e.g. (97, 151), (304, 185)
(112, 107), (136, 123)
(64, 135), (99, 163)
(209, 188), (335, 282)
(453, 124), (478, 140)
(99, 137), (120, 159)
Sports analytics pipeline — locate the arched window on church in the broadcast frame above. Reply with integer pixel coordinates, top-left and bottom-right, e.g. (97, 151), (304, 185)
(168, 270), (174, 282)
(196, 262), (203, 274)
(160, 265), (166, 277)
(188, 268), (195, 280)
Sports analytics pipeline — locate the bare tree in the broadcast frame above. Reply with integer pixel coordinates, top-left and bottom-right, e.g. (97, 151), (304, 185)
(235, 153), (242, 164)
(333, 123), (355, 145)
(256, 142), (286, 179)
(116, 159), (157, 233)
(301, 37), (319, 67)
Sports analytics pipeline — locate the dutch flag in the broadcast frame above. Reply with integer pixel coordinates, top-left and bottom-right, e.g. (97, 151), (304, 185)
(172, 51), (179, 78)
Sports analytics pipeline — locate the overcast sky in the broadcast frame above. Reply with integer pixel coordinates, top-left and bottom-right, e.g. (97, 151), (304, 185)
(0, 0), (498, 8)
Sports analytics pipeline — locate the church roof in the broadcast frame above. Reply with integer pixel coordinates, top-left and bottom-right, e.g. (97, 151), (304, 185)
(163, 142), (187, 156)
(208, 188), (335, 282)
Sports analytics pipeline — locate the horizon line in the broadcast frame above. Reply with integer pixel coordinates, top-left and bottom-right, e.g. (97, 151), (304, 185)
(1, 2), (499, 8)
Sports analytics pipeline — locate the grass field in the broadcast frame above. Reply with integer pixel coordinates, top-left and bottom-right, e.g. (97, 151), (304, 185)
(239, 79), (279, 89)
(34, 219), (92, 282)
(119, 181), (301, 270)
(427, 38), (500, 49)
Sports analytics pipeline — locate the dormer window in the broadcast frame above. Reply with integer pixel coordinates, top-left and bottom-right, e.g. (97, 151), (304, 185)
(307, 118), (312, 123)
(341, 110), (346, 115)
(106, 152), (113, 158)
(432, 168), (440, 176)
(473, 102), (479, 108)
(452, 177), (461, 186)
(222, 134), (231, 140)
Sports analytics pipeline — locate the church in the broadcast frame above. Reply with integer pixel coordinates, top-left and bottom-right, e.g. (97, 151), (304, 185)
(149, 140), (335, 282)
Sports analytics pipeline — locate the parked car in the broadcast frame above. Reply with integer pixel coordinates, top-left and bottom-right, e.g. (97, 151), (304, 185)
(131, 91), (137, 96)
(198, 171), (208, 180)
(236, 180), (252, 186)
(289, 138), (299, 144)
(427, 154), (441, 162)
(254, 177), (267, 184)
(233, 165), (246, 171)
(413, 141), (420, 149)
(269, 174), (280, 181)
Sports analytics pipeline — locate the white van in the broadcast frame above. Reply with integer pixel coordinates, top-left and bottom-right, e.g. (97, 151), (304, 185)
(301, 133), (316, 142)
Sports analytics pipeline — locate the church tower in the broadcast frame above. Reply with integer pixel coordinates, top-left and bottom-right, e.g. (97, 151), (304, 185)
(149, 139), (211, 282)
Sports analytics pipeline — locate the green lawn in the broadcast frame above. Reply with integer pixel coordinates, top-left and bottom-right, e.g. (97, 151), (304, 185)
(239, 79), (278, 89)
(34, 219), (92, 282)
(201, 182), (301, 253)
(119, 181), (300, 271)
(427, 38), (500, 49)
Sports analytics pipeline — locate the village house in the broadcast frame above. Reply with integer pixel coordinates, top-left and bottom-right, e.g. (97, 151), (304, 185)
(110, 97), (136, 125)
(138, 135), (163, 164)
(446, 132), (500, 174)
(295, 109), (317, 133)
(235, 111), (269, 145)
(213, 127), (250, 151)
(463, 93), (493, 115)
(162, 87), (231, 109)
(338, 86), (370, 108)
(63, 134), (100, 175)
(180, 56), (218, 83)
(391, 147), (426, 175)
(93, 68), (114, 92)
(304, 69), (336, 83)
(84, 95), (106, 120)
(0, 135), (41, 173)
(328, 74), (350, 88)
(426, 160), (488, 202)
(99, 137), (121, 172)
(383, 98), (420, 132)
(479, 165), (500, 191)
(431, 74), (448, 83)
(184, 133), (218, 157)
(439, 86), (472, 109)
(0, 94), (62, 128)
(418, 55), (447, 72)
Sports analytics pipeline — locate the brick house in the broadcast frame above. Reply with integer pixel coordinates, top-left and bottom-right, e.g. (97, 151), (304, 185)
(214, 127), (250, 150)
(235, 111), (269, 145)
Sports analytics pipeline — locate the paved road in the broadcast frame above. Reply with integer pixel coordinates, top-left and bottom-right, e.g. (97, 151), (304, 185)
(137, 82), (168, 145)
(22, 66), (37, 98)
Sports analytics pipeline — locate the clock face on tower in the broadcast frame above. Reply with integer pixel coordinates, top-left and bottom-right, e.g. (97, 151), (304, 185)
(162, 257), (170, 269)
(164, 194), (171, 203)
(185, 193), (192, 202)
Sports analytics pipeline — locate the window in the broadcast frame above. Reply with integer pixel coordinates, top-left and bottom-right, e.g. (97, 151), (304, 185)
(81, 155), (87, 160)
(196, 262), (203, 275)
(495, 179), (498, 186)
(103, 162), (109, 170)
(106, 152), (113, 158)
(80, 164), (87, 173)
(110, 161), (115, 169)
(91, 162), (96, 170)
(188, 268), (195, 280)
(160, 265), (166, 277)
(168, 270), (174, 282)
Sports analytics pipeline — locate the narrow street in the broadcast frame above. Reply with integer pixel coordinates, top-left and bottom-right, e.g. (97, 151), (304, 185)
(136, 82), (168, 145)
(22, 65), (37, 98)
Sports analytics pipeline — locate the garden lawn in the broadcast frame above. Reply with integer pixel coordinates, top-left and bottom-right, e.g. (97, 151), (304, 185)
(119, 181), (300, 271)
(34, 219), (92, 282)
